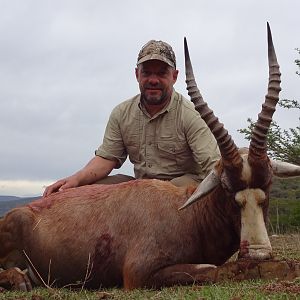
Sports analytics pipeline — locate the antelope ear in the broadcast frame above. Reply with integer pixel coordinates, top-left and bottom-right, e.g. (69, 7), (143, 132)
(271, 160), (300, 177)
(179, 170), (220, 210)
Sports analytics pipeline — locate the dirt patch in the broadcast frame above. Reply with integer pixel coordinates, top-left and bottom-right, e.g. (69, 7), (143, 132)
(261, 279), (300, 295)
(195, 259), (300, 283)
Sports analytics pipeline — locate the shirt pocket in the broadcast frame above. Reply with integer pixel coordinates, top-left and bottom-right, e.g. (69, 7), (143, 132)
(157, 140), (191, 170)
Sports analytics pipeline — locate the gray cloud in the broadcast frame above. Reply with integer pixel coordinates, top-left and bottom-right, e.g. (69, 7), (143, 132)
(0, 0), (299, 195)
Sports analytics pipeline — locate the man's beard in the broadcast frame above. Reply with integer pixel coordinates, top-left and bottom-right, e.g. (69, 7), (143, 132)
(140, 85), (168, 106)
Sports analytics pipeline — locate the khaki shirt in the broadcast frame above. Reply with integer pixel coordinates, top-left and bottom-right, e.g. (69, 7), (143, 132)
(95, 90), (220, 181)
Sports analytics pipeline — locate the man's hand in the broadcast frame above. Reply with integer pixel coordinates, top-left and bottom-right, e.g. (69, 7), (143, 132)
(29, 177), (80, 212)
(31, 156), (116, 210)
(43, 177), (79, 197)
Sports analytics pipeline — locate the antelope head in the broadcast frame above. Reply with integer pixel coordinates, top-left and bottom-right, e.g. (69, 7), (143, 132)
(180, 23), (300, 260)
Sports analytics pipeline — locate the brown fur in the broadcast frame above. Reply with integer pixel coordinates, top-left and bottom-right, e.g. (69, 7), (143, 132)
(0, 178), (243, 289)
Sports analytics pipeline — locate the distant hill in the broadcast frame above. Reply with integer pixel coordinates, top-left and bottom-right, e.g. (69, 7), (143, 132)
(0, 196), (40, 217)
(0, 195), (20, 201)
(268, 177), (300, 233)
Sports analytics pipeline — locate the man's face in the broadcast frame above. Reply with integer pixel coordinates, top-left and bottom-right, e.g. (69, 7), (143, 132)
(135, 60), (178, 106)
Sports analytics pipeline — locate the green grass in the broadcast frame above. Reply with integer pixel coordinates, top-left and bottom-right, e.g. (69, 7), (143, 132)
(268, 177), (300, 234)
(0, 235), (299, 300)
(1, 280), (299, 299)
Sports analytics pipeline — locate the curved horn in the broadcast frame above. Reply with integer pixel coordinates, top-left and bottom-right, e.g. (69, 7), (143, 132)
(248, 23), (281, 161)
(179, 169), (220, 210)
(184, 37), (242, 168)
(271, 160), (300, 178)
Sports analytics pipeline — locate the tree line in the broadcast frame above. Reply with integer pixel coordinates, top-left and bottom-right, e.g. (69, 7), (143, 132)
(239, 48), (300, 165)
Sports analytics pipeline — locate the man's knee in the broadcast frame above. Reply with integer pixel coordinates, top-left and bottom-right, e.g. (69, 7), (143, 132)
(170, 174), (200, 187)
(96, 174), (135, 185)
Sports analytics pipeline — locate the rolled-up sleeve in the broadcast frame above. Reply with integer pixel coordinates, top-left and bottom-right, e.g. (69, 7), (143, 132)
(95, 106), (127, 168)
(184, 108), (220, 180)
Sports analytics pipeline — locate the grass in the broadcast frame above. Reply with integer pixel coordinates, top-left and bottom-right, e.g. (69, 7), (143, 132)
(0, 234), (299, 300)
(1, 280), (300, 299)
(268, 177), (300, 234)
(269, 234), (300, 260)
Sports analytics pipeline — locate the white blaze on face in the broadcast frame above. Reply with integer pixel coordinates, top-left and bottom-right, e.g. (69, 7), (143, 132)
(240, 152), (252, 184)
(235, 188), (272, 260)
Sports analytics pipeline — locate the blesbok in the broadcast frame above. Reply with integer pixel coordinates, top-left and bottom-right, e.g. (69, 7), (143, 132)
(0, 23), (300, 291)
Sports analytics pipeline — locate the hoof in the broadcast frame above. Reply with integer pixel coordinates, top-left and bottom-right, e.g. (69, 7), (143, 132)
(239, 241), (272, 260)
(0, 267), (32, 291)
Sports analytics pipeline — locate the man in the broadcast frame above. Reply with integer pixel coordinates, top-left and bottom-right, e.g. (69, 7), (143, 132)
(43, 40), (220, 197)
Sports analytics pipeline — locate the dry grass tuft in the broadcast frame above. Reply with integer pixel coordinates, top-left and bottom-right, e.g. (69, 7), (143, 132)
(270, 233), (300, 260)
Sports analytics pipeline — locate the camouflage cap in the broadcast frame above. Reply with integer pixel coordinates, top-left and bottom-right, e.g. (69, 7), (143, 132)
(137, 40), (176, 69)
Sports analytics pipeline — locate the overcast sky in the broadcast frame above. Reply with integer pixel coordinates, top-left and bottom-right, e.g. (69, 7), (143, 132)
(0, 1), (299, 196)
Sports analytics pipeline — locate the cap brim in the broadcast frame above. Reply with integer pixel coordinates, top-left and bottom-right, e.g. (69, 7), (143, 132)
(137, 54), (175, 68)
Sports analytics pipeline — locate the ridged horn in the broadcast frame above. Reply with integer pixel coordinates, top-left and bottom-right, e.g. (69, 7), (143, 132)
(248, 22), (281, 161)
(184, 37), (242, 167)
